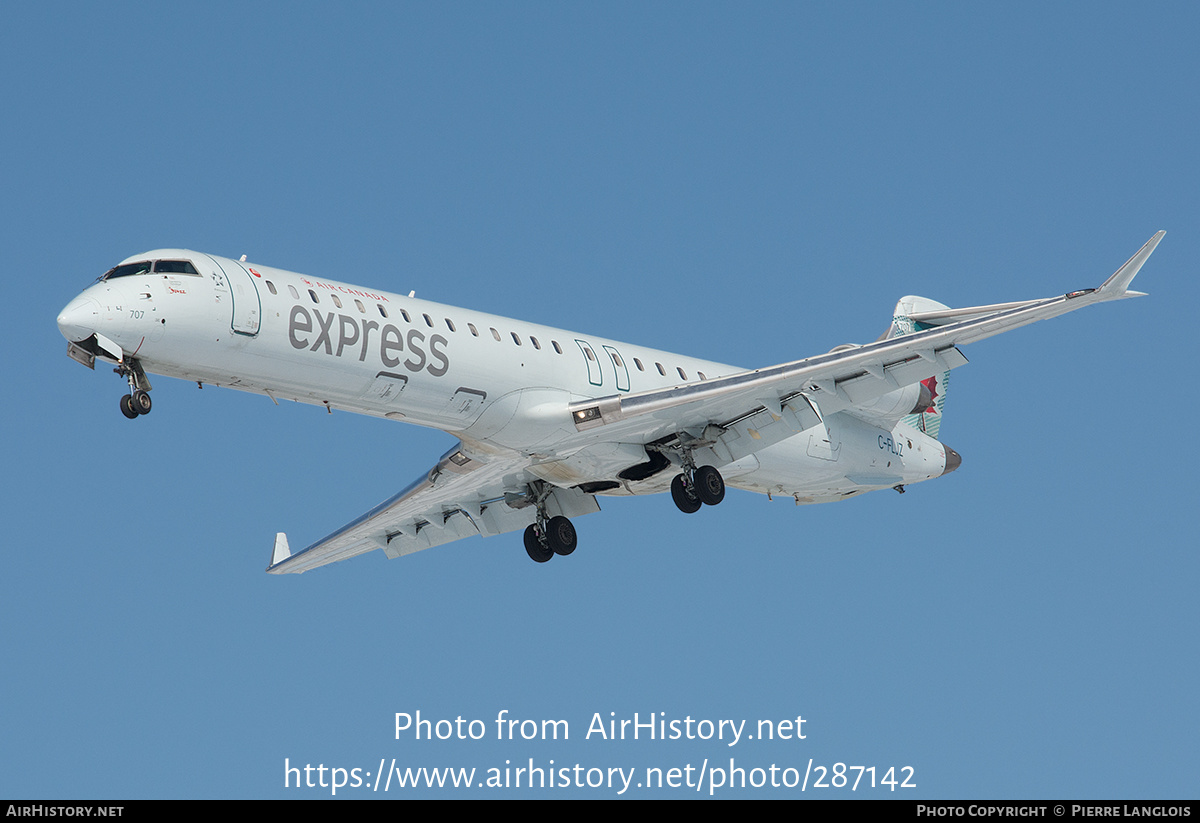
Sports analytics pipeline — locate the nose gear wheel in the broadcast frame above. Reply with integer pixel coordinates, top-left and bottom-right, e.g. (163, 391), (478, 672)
(115, 359), (153, 419)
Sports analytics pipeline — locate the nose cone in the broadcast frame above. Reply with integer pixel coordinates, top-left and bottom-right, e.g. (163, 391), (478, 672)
(942, 446), (962, 476)
(57, 295), (100, 343)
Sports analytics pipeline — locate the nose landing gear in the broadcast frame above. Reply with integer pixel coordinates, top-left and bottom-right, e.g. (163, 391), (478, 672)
(115, 360), (153, 419)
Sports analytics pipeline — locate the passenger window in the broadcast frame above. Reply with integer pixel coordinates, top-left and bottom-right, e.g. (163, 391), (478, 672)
(552, 341), (562, 354)
(677, 367), (688, 380)
(288, 285), (299, 299)
(309, 290), (319, 303)
(423, 313), (433, 328)
(656, 363), (666, 376)
(511, 332), (522, 346)
(468, 323), (479, 337)
(354, 299), (365, 313)
(491, 328), (501, 341)
(265, 281), (277, 295)
(698, 371), (707, 380)
(400, 309), (411, 323)
(331, 295), (343, 308)
(378, 305), (388, 318)
(446, 319), (455, 332)
(531, 337), (541, 350)
(611, 352), (623, 368)
(634, 358), (644, 371)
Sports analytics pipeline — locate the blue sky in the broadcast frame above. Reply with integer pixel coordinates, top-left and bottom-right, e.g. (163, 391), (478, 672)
(2, 2), (1196, 798)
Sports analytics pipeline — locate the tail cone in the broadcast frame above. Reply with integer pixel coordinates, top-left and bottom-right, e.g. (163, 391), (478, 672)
(942, 446), (962, 475)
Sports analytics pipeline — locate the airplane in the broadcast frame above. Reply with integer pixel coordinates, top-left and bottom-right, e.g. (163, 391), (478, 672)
(56, 232), (1163, 573)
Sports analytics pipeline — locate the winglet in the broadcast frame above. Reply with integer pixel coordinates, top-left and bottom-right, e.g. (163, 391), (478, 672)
(269, 533), (291, 570)
(1096, 230), (1164, 300)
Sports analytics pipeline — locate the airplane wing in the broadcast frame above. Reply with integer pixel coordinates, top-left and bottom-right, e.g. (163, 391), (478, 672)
(567, 231), (1162, 447)
(266, 444), (600, 574)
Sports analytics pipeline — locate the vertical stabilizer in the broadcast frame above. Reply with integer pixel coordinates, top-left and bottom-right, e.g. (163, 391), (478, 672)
(887, 296), (951, 439)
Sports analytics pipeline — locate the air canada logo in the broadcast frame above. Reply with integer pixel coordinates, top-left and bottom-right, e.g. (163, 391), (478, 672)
(287, 305), (449, 377)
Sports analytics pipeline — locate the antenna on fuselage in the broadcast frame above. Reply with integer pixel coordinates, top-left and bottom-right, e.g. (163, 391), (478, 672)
(239, 255), (247, 262)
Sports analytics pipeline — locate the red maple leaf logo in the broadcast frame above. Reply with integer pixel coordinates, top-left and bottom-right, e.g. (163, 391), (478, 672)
(921, 376), (939, 414)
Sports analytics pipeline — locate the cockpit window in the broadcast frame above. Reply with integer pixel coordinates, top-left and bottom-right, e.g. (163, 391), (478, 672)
(100, 259), (199, 281)
(154, 260), (199, 275)
(101, 261), (152, 280)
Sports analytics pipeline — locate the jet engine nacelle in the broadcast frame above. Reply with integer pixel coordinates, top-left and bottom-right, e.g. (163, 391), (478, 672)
(845, 379), (933, 428)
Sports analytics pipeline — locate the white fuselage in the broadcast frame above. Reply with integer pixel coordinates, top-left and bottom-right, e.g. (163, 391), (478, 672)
(57, 249), (951, 504)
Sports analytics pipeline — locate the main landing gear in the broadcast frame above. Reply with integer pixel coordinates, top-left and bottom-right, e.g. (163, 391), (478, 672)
(517, 448), (727, 563)
(660, 439), (726, 514)
(522, 481), (579, 563)
(671, 464), (725, 513)
(115, 359), (153, 419)
(523, 516), (577, 563)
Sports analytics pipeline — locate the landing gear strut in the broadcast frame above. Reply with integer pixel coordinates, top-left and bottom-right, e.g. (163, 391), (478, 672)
(522, 481), (579, 563)
(116, 359), (153, 419)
